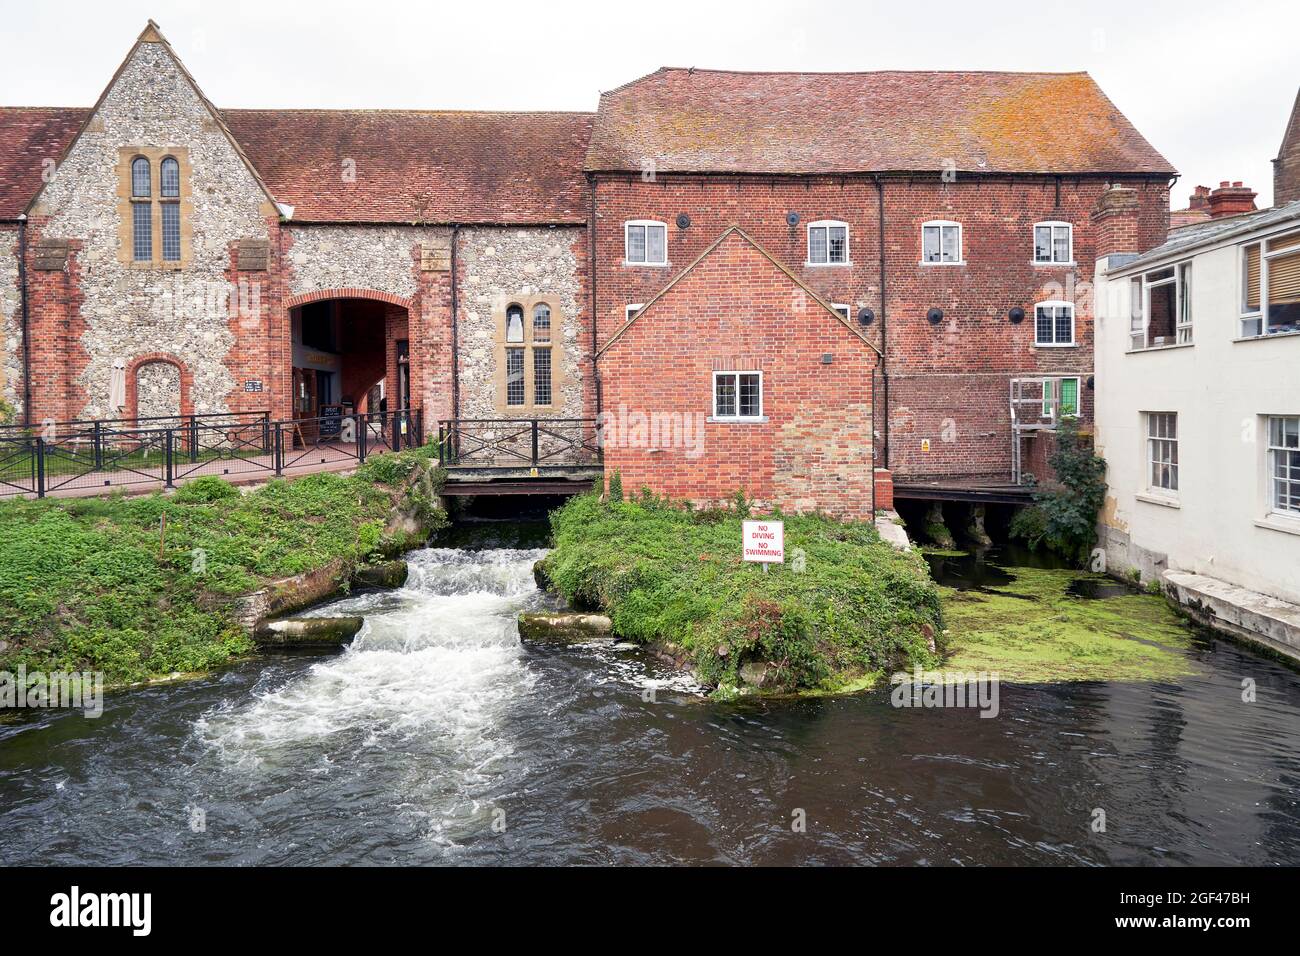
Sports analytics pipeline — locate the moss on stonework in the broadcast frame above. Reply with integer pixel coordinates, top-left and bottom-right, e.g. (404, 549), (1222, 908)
(940, 565), (1196, 683)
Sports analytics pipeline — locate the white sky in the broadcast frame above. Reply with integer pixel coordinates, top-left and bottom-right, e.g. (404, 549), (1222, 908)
(2, 0), (1296, 208)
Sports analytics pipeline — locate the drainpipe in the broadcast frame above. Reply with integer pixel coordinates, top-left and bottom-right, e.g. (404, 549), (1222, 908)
(587, 173), (601, 416)
(450, 224), (460, 420)
(17, 215), (32, 427)
(872, 175), (890, 469)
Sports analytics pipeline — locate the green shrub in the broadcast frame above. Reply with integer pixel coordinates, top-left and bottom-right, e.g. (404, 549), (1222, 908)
(171, 475), (239, 504)
(1011, 418), (1107, 566)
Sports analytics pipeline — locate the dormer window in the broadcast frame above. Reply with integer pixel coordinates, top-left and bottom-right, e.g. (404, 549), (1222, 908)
(807, 220), (849, 265)
(921, 220), (962, 264)
(625, 221), (667, 265)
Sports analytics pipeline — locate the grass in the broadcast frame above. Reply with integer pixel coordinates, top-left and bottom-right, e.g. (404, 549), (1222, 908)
(940, 565), (1197, 682)
(543, 493), (944, 695)
(0, 447), (444, 685)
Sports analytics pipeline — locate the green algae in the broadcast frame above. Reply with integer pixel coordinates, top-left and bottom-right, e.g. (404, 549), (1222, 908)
(940, 565), (1197, 683)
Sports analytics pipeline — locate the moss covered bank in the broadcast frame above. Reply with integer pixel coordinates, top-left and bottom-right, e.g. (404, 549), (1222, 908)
(541, 493), (944, 696)
(0, 449), (446, 685)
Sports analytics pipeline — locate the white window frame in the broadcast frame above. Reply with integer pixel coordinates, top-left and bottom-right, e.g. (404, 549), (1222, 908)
(1033, 220), (1074, 264)
(711, 370), (764, 422)
(806, 220), (850, 266)
(1130, 262), (1192, 350)
(1033, 300), (1075, 347)
(1144, 411), (1179, 498)
(1267, 415), (1300, 518)
(626, 303), (644, 324)
(920, 220), (963, 265)
(831, 303), (851, 320)
(624, 220), (668, 266)
(1240, 230), (1300, 338)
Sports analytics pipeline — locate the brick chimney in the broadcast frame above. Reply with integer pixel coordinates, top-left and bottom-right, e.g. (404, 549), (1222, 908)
(1207, 181), (1257, 219)
(1091, 183), (1141, 264)
(1187, 185), (1211, 212)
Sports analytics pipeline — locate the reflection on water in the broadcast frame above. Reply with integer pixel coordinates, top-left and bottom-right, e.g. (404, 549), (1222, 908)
(1, 536), (1299, 865)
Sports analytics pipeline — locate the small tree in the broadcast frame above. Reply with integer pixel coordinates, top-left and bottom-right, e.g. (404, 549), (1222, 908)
(607, 468), (624, 503)
(1011, 418), (1107, 566)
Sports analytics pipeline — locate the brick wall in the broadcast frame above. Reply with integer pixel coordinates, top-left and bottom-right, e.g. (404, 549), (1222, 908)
(600, 229), (879, 519)
(593, 172), (1168, 484)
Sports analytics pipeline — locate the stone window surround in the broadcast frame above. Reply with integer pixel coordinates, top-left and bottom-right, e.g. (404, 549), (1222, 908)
(491, 294), (565, 414)
(116, 146), (193, 270)
(123, 352), (194, 422)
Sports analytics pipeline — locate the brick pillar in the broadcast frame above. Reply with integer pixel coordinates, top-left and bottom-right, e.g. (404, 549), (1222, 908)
(873, 467), (894, 511)
(1090, 184), (1141, 262)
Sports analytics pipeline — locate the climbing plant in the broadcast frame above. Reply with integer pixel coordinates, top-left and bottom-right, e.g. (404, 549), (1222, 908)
(1010, 417), (1107, 566)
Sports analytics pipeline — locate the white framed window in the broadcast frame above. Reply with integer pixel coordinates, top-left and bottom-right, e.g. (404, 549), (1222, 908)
(1130, 262), (1192, 350)
(1034, 300), (1075, 346)
(807, 220), (849, 265)
(921, 220), (962, 264)
(1268, 415), (1300, 516)
(1033, 221), (1073, 264)
(624, 220), (667, 265)
(1240, 231), (1300, 338)
(626, 303), (644, 324)
(712, 371), (763, 421)
(1145, 412), (1179, 495)
(1042, 377), (1080, 419)
(831, 303), (851, 320)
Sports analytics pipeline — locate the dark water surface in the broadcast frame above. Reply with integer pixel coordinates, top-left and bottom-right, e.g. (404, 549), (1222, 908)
(2, 531), (1299, 866)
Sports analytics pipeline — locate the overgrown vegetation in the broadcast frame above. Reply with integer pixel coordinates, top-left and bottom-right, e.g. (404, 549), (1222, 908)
(0, 448), (445, 685)
(543, 492), (943, 695)
(1011, 418), (1107, 565)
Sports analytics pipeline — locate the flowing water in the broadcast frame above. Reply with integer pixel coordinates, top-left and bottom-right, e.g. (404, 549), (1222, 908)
(2, 533), (1299, 865)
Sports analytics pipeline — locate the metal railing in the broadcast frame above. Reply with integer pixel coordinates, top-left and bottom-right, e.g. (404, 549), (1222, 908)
(0, 408), (423, 499)
(437, 418), (600, 469)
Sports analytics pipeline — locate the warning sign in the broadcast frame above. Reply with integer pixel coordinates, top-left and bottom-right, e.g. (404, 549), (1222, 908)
(742, 520), (784, 564)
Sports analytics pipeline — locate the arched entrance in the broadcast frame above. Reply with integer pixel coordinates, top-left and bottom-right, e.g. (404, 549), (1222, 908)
(287, 291), (412, 431)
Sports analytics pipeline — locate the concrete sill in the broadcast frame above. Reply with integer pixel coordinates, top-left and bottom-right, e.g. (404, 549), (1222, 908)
(622, 261), (669, 269)
(706, 416), (769, 425)
(1126, 342), (1194, 354)
(1135, 492), (1180, 509)
(805, 261), (853, 268)
(917, 260), (966, 267)
(1234, 329), (1300, 344)
(1255, 516), (1300, 537)
(1032, 261), (1078, 268)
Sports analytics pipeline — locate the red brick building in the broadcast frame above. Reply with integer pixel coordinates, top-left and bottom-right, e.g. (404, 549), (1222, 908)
(0, 21), (1175, 517)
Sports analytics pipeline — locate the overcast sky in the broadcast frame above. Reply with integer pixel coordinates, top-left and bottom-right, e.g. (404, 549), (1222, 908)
(3, 0), (1296, 208)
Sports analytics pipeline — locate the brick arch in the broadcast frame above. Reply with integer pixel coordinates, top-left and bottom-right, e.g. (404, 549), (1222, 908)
(285, 288), (413, 311)
(123, 353), (194, 422)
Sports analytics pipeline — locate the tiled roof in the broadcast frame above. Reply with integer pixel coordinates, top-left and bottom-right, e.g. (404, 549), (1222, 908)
(0, 106), (593, 224)
(223, 109), (594, 224)
(0, 108), (89, 219)
(585, 68), (1175, 176)
(1114, 199), (1300, 273)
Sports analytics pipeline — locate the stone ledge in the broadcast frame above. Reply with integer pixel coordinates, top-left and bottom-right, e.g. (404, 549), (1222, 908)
(1163, 570), (1300, 662)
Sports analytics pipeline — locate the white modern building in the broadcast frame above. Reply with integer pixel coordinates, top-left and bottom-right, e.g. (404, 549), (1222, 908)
(1093, 198), (1300, 658)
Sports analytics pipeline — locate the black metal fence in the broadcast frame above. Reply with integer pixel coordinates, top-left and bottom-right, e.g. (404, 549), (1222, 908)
(0, 408), (423, 499)
(436, 418), (600, 468)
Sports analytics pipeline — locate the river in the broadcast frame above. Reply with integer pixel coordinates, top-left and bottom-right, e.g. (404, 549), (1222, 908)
(1, 530), (1298, 865)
